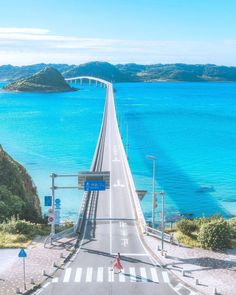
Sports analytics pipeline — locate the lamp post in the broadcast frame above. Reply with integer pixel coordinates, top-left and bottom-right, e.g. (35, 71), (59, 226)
(146, 155), (156, 228)
(160, 191), (165, 255)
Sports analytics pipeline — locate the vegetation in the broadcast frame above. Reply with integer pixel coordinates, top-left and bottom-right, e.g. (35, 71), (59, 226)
(0, 145), (41, 223)
(171, 215), (236, 250)
(0, 217), (74, 248)
(197, 218), (231, 250)
(176, 219), (198, 236)
(3, 67), (75, 92)
(1, 62), (236, 83)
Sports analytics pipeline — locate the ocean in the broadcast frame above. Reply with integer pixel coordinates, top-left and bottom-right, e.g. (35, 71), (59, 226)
(0, 82), (236, 223)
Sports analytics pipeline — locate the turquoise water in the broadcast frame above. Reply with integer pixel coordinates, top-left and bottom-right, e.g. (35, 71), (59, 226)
(0, 82), (236, 222)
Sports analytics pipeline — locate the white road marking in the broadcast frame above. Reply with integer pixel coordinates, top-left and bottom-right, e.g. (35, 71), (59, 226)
(119, 221), (126, 228)
(112, 157), (120, 162)
(150, 268), (159, 283)
(121, 229), (128, 236)
(74, 268), (82, 282)
(113, 179), (125, 187)
(162, 271), (170, 283)
(140, 267), (148, 282)
(97, 267), (103, 282)
(121, 238), (128, 247)
(119, 269), (125, 282)
(52, 277), (58, 283)
(108, 268), (114, 282)
(63, 268), (71, 283)
(86, 267), (93, 282)
(129, 267), (136, 282)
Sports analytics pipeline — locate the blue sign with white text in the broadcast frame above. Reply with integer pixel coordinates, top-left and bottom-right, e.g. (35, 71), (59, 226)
(44, 196), (52, 207)
(84, 181), (106, 191)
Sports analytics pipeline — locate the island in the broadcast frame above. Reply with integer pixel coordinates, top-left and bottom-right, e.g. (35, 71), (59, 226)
(3, 66), (75, 92)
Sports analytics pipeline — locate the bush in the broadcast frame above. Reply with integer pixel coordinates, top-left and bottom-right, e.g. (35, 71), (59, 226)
(176, 219), (198, 236)
(198, 218), (231, 250)
(0, 217), (35, 236)
(228, 218), (236, 238)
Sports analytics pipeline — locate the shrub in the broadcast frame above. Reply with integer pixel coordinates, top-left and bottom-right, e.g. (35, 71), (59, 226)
(176, 219), (198, 236)
(0, 217), (35, 236)
(228, 218), (236, 238)
(198, 218), (231, 250)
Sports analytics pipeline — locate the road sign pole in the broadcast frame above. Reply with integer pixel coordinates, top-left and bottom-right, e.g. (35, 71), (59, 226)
(51, 173), (56, 237)
(23, 257), (26, 290)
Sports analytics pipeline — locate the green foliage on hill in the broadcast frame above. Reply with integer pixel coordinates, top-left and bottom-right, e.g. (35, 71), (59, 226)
(0, 145), (42, 223)
(4, 67), (74, 92)
(1, 62), (236, 83)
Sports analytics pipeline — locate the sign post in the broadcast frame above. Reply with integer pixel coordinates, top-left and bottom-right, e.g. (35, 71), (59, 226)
(18, 248), (27, 290)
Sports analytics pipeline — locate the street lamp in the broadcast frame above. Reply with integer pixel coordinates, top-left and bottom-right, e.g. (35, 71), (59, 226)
(146, 155), (157, 228)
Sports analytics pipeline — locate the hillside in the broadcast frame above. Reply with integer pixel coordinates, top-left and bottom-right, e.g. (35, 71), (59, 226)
(62, 61), (135, 82)
(3, 67), (75, 92)
(0, 145), (41, 223)
(1, 62), (236, 82)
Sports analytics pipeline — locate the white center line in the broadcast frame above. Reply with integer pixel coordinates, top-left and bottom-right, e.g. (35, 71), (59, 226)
(129, 267), (136, 282)
(86, 267), (93, 282)
(97, 267), (103, 282)
(162, 271), (170, 283)
(63, 268), (72, 283)
(150, 268), (159, 283)
(140, 267), (148, 282)
(74, 268), (82, 282)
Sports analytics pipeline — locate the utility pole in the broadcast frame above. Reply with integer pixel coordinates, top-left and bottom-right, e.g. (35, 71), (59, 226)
(50, 173), (56, 237)
(160, 191), (165, 255)
(146, 155), (156, 228)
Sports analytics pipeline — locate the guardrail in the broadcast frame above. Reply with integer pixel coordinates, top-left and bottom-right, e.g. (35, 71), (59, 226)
(145, 226), (179, 245)
(44, 227), (75, 246)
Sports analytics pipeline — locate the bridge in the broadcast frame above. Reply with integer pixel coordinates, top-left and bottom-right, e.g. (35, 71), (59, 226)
(40, 77), (178, 295)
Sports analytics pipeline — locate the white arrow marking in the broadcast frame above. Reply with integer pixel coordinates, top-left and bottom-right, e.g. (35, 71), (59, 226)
(121, 238), (128, 247)
(113, 179), (125, 188)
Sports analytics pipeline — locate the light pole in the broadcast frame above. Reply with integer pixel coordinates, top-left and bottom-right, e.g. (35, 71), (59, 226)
(160, 191), (165, 255)
(146, 155), (156, 228)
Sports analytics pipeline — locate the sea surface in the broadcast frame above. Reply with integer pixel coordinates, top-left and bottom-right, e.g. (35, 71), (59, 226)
(0, 82), (236, 224)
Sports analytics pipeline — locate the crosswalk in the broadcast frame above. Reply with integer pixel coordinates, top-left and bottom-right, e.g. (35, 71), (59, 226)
(51, 267), (170, 284)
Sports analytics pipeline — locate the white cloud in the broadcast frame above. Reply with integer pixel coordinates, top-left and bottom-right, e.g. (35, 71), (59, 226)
(0, 27), (235, 66)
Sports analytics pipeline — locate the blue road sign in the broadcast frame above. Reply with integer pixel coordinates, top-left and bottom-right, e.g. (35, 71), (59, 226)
(44, 196), (52, 207)
(18, 248), (27, 258)
(84, 181), (106, 191)
(55, 198), (61, 209)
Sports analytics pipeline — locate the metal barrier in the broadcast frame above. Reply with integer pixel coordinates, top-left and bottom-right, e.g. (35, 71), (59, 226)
(44, 227), (75, 246)
(145, 225), (178, 244)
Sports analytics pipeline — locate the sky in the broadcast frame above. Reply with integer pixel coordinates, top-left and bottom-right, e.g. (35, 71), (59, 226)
(0, 0), (236, 66)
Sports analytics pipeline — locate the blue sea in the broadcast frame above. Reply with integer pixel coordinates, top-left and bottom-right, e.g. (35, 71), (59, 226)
(0, 82), (236, 223)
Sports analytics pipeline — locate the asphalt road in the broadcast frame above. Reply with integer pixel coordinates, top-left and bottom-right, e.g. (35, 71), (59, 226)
(36, 80), (177, 295)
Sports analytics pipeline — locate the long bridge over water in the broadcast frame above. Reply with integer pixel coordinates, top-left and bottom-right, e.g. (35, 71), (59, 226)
(39, 77), (181, 295)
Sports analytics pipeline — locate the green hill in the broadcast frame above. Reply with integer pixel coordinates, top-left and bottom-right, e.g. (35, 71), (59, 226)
(4, 67), (74, 92)
(1, 62), (236, 83)
(0, 145), (41, 223)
